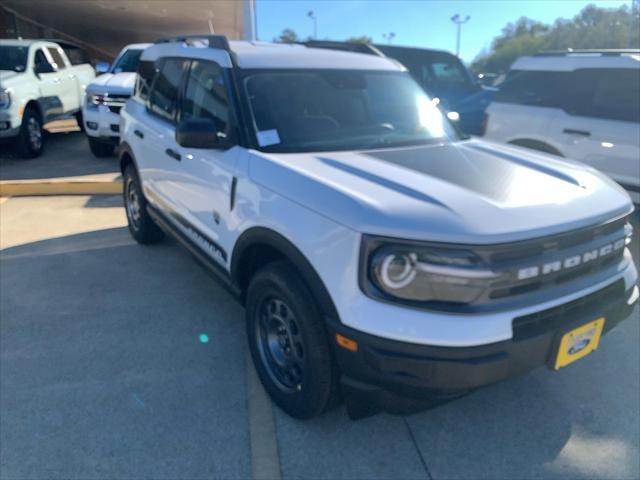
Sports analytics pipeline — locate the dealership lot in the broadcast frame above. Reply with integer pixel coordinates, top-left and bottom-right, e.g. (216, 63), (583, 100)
(1, 132), (639, 479)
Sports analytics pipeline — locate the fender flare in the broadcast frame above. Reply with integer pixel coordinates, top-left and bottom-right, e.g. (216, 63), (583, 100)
(231, 227), (340, 321)
(119, 141), (138, 174)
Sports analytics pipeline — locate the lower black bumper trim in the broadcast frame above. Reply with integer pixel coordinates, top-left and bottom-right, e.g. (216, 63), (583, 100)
(327, 280), (637, 417)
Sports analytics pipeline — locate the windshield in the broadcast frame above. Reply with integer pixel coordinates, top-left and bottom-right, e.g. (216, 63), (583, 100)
(243, 70), (462, 153)
(111, 48), (143, 73)
(0, 46), (29, 72)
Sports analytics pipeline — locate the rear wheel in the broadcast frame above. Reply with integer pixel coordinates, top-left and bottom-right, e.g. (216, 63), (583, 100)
(75, 111), (85, 132)
(16, 108), (44, 158)
(88, 137), (115, 157)
(246, 261), (339, 419)
(123, 164), (164, 244)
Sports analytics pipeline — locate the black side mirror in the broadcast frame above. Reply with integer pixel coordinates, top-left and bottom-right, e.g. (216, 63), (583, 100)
(34, 62), (55, 75)
(175, 118), (224, 149)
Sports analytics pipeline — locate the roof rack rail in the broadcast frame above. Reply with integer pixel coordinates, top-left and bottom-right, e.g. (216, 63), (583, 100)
(154, 35), (231, 53)
(535, 49), (640, 57)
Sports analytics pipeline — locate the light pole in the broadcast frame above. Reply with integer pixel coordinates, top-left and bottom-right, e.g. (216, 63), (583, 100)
(450, 14), (470, 57)
(307, 10), (317, 39)
(382, 32), (396, 44)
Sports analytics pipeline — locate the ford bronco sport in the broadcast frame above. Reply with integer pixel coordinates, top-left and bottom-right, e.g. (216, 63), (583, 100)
(120, 36), (638, 419)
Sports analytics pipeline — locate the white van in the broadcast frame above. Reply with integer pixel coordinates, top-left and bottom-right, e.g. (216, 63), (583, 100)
(484, 50), (640, 203)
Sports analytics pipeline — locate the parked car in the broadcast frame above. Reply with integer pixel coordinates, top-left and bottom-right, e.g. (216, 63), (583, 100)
(0, 39), (95, 157)
(83, 43), (151, 157)
(304, 40), (495, 135)
(484, 50), (640, 203)
(120, 36), (637, 420)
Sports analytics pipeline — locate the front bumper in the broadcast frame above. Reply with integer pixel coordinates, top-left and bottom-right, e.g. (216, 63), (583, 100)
(0, 110), (19, 138)
(328, 279), (638, 418)
(83, 105), (121, 142)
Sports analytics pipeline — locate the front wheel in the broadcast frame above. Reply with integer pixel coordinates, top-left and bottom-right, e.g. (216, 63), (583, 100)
(16, 108), (44, 158)
(123, 164), (164, 244)
(246, 261), (340, 419)
(88, 137), (115, 157)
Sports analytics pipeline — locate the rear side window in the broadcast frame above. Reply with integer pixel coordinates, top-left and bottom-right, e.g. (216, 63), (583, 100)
(45, 47), (66, 70)
(135, 60), (156, 102)
(565, 68), (640, 123)
(494, 70), (566, 107)
(149, 58), (185, 123)
(62, 46), (89, 65)
(181, 60), (230, 137)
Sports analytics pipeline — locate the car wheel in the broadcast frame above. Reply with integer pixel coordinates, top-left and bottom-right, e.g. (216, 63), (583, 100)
(88, 137), (115, 157)
(123, 164), (164, 244)
(75, 111), (85, 132)
(16, 108), (44, 158)
(246, 261), (340, 419)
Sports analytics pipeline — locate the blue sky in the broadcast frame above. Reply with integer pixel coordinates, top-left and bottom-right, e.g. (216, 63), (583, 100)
(255, 0), (631, 62)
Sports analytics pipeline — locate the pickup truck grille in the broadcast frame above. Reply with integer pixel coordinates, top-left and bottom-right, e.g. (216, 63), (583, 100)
(104, 94), (130, 114)
(477, 216), (629, 303)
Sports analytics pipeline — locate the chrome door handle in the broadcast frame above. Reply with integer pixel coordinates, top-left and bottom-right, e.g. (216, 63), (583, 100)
(69, 74), (76, 79)
(52, 78), (61, 84)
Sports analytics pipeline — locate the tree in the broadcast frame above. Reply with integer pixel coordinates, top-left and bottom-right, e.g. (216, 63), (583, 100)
(274, 28), (299, 44)
(471, 4), (640, 74)
(346, 35), (373, 44)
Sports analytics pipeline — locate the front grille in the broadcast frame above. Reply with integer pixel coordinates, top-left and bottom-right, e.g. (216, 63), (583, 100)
(104, 94), (129, 115)
(512, 279), (624, 341)
(477, 216), (629, 302)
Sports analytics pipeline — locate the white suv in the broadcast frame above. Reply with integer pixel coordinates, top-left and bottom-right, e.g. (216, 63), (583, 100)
(83, 43), (151, 157)
(484, 50), (640, 203)
(120, 37), (638, 419)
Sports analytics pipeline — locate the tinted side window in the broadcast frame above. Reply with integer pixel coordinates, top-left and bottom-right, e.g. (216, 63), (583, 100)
(33, 49), (49, 69)
(181, 60), (230, 138)
(149, 58), (185, 123)
(495, 70), (567, 107)
(46, 47), (66, 70)
(62, 46), (89, 65)
(135, 60), (156, 102)
(564, 68), (640, 123)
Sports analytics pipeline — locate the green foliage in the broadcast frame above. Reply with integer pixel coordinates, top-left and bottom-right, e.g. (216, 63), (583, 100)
(346, 35), (373, 44)
(274, 28), (300, 44)
(471, 4), (640, 73)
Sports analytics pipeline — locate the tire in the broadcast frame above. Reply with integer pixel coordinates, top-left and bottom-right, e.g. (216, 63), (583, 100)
(88, 137), (115, 157)
(16, 107), (44, 158)
(123, 163), (164, 244)
(246, 261), (340, 419)
(75, 111), (85, 132)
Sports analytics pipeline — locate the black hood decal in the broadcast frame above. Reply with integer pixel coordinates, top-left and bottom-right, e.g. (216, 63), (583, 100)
(363, 143), (581, 202)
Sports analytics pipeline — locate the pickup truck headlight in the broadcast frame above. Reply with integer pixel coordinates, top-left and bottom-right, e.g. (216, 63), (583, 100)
(86, 92), (107, 107)
(0, 89), (11, 109)
(361, 236), (499, 305)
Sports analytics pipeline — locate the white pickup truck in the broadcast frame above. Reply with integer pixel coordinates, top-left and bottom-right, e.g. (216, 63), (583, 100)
(0, 39), (95, 157)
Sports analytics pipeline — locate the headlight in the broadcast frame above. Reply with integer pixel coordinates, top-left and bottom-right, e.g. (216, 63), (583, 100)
(0, 89), (11, 109)
(625, 222), (633, 245)
(362, 237), (499, 305)
(86, 92), (108, 107)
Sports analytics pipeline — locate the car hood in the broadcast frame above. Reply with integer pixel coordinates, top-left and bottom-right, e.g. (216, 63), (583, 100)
(249, 139), (633, 244)
(87, 72), (136, 95)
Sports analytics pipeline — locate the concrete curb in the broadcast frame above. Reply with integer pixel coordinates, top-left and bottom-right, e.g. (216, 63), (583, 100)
(0, 178), (122, 197)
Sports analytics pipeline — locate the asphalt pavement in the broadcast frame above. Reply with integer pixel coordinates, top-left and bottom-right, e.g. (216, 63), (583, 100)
(0, 132), (639, 480)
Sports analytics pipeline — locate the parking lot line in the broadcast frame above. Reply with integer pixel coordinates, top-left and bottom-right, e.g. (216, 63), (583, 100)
(246, 350), (282, 480)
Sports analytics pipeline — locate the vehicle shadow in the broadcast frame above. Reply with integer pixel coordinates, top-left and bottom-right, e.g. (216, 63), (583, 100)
(0, 227), (251, 479)
(0, 128), (119, 181)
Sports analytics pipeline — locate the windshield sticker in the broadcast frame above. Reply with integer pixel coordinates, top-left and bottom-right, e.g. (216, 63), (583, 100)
(256, 129), (281, 147)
